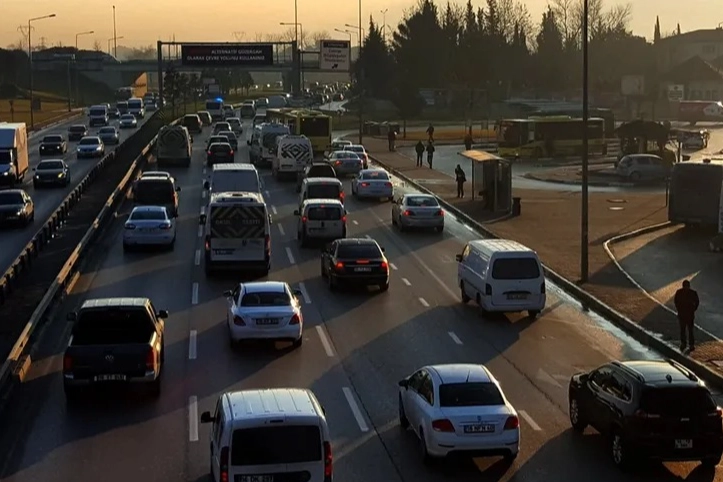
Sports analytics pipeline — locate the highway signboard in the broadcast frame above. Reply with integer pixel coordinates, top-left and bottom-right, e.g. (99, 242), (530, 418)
(180, 44), (274, 67)
(319, 40), (350, 71)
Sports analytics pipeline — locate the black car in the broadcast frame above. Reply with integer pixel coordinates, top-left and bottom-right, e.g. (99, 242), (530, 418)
(569, 359), (723, 469)
(108, 108), (121, 119)
(206, 142), (234, 166)
(296, 163), (337, 192)
(320, 238), (389, 291)
(33, 159), (70, 188)
(0, 189), (34, 227)
(68, 124), (88, 142)
(39, 134), (67, 155)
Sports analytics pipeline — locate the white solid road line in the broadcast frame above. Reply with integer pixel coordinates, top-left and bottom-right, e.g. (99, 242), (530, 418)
(200, 206), (206, 215)
(315, 326), (334, 357)
(278, 224), (286, 236)
(188, 396), (199, 442)
(519, 410), (542, 431)
(201, 190), (207, 199)
(272, 205), (278, 215)
(285, 247), (296, 264)
(202, 167), (206, 175)
(419, 297), (430, 307)
(448, 331), (463, 345)
(298, 282), (311, 304)
(342, 387), (370, 432)
(352, 220), (359, 225)
(192, 283), (199, 305)
(389, 263), (398, 270)
(402, 278), (411, 286)
(194, 249), (201, 266)
(188, 330), (197, 359)
(264, 190), (270, 197)
(197, 226), (203, 238)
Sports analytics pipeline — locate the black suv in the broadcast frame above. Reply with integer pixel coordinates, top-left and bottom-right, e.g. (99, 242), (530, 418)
(568, 359), (723, 469)
(320, 238), (389, 292)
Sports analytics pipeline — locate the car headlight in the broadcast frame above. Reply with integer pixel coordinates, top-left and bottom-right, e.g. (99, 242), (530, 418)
(96, 146), (102, 150)
(35, 175), (40, 179)
(58, 172), (65, 178)
(2, 171), (8, 176)
(15, 209), (22, 215)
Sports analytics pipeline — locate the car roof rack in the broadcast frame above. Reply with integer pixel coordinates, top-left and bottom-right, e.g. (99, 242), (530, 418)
(666, 359), (698, 381)
(611, 361), (644, 382)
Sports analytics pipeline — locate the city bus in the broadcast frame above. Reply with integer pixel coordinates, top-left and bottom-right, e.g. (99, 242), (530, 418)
(500, 100), (615, 136)
(265, 108), (332, 155)
(495, 116), (606, 159)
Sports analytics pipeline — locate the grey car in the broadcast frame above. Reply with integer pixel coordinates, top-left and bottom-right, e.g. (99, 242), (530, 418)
(327, 150), (363, 176)
(0, 189), (34, 227)
(98, 126), (120, 145)
(391, 193), (444, 232)
(76, 136), (105, 158)
(33, 159), (70, 188)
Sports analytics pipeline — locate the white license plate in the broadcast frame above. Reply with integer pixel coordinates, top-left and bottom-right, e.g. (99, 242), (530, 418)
(506, 293), (528, 300)
(675, 439), (693, 449)
(94, 374), (127, 382)
(240, 476), (273, 482)
(256, 318), (279, 325)
(355, 267), (372, 272)
(464, 424), (495, 433)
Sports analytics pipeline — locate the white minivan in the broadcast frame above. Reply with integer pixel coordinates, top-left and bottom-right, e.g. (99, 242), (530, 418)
(294, 198), (347, 246)
(200, 388), (333, 482)
(456, 239), (545, 318)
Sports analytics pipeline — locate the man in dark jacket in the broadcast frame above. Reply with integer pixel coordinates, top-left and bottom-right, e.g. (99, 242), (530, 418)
(414, 140), (424, 167)
(426, 141), (435, 168)
(674, 280), (700, 351)
(455, 164), (466, 198)
(387, 129), (396, 151)
(464, 133), (473, 151)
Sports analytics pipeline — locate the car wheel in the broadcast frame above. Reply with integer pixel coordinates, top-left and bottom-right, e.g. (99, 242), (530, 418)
(321, 262), (328, 278)
(611, 430), (631, 469)
(149, 375), (162, 398)
(528, 310), (539, 318)
(33, 182), (39, 189)
(435, 226), (443, 233)
(629, 171), (641, 181)
(327, 273), (336, 291)
(380, 281), (390, 292)
(292, 337), (303, 349)
(419, 429), (433, 465)
(503, 451), (518, 463)
(460, 282), (471, 303)
(398, 396), (410, 429)
(569, 397), (587, 432)
(123, 243), (131, 253)
(64, 385), (81, 405)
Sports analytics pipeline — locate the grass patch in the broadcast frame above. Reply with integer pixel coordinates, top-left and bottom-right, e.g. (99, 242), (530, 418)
(15, 88), (68, 103)
(0, 99), (73, 126)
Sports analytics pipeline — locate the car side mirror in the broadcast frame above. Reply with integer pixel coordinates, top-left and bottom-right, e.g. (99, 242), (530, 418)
(381, 247), (385, 252)
(199, 214), (207, 225)
(203, 181), (210, 190)
(455, 254), (463, 262)
(398, 379), (408, 388)
(157, 310), (169, 319)
(223, 290), (233, 297)
(66, 312), (77, 321)
(293, 289), (303, 298)
(200, 411), (214, 424)
(176, 186), (181, 192)
(247, 140), (251, 146)
(293, 210), (300, 216)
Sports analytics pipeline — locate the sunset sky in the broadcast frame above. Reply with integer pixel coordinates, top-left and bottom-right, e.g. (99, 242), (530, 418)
(1, 0), (719, 49)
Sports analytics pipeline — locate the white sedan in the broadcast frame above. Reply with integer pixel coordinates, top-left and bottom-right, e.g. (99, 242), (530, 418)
(122, 205), (176, 251)
(119, 114), (138, 128)
(398, 364), (520, 463)
(225, 281), (304, 348)
(351, 169), (394, 201)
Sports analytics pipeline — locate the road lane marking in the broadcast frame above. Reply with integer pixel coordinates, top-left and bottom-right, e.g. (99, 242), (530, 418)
(298, 282), (311, 304)
(316, 326), (334, 357)
(201, 190), (206, 199)
(202, 167), (206, 174)
(189, 396), (199, 441)
(285, 247), (295, 264)
(264, 190), (270, 197)
(519, 410), (542, 431)
(197, 226), (203, 238)
(352, 220), (359, 225)
(188, 330), (197, 359)
(342, 387), (369, 432)
(448, 332), (463, 345)
(389, 263), (398, 270)
(272, 205), (278, 215)
(402, 278), (411, 286)
(200, 206), (205, 215)
(192, 283), (199, 305)
(418, 297), (430, 307)
(194, 249), (200, 266)
(278, 223), (285, 236)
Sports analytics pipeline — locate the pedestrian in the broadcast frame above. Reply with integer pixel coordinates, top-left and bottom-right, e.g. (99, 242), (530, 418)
(414, 140), (424, 167)
(426, 124), (435, 142)
(387, 129), (396, 152)
(426, 141), (435, 168)
(464, 133), (473, 151)
(455, 164), (466, 198)
(674, 279), (699, 351)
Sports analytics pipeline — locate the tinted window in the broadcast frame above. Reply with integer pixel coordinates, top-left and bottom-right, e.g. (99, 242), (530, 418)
(308, 166), (335, 177)
(79, 138), (100, 145)
(439, 382), (505, 407)
(299, 117), (330, 137)
(128, 100), (142, 108)
(90, 108), (106, 116)
(210, 143), (232, 152)
(231, 426), (321, 466)
(206, 102), (222, 110)
(219, 131), (237, 140)
(406, 196), (439, 207)
(135, 181), (174, 202)
(99, 128), (116, 134)
(73, 308), (154, 345)
(212, 172), (260, 192)
(308, 206), (342, 220)
(336, 244), (381, 258)
(209, 137), (228, 144)
(640, 387), (716, 416)
(361, 171), (389, 180)
(121, 115), (135, 121)
(183, 116), (200, 126)
(490, 257), (540, 280)
(0, 192), (23, 204)
(240, 291), (291, 307)
(307, 184), (340, 199)
(37, 161), (64, 170)
(42, 135), (63, 143)
(130, 209), (166, 221)
(70, 126), (86, 133)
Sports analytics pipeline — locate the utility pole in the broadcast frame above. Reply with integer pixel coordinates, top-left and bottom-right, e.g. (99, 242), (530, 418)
(112, 5), (118, 58)
(580, 0), (590, 282)
(380, 9), (388, 44)
(358, 0), (363, 145)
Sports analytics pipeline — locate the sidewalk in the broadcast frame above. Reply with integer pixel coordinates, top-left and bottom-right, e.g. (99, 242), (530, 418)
(523, 164), (656, 188)
(361, 136), (723, 381)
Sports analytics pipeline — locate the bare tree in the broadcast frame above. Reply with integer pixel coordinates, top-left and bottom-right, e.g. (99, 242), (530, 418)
(309, 30), (330, 49)
(570, 0), (631, 41)
(232, 31), (245, 41)
(497, 0), (533, 42)
(253, 32), (266, 42)
(92, 39), (103, 51)
(278, 27), (297, 43)
(550, 0), (578, 46)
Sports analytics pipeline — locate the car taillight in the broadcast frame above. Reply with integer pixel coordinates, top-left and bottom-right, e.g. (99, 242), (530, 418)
(634, 409), (660, 419)
(335, 262), (344, 270)
(339, 191), (345, 200)
(435, 210), (444, 216)
(207, 150), (212, 155)
(361, 182), (370, 187)
(145, 347), (155, 370)
(125, 223), (136, 230)
(335, 160), (341, 166)
(709, 407), (723, 418)
(431, 419), (455, 432)
(323, 441), (333, 479)
(204, 235), (210, 251)
(63, 354), (72, 371)
(504, 415), (519, 430)
(233, 315), (246, 326)
(403, 210), (413, 216)
(541, 282), (545, 294)
(485, 283), (492, 295)
(385, 182), (392, 187)
(229, 150), (234, 155)
(265, 234), (271, 252)
(289, 314), (300, 325)
(341, 215), (347, 223)
(158, 223), (172, 230)
(381, 261), (388, 270)
(220, 446), (229, 482)
(302, 216), (307, 223)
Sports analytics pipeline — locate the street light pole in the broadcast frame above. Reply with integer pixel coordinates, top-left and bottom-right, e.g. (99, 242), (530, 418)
(380, 9), (388, 44)
(75, 30), (94, 108)
(28, 13), (56, 130)
(281, 22), (304, 90)
(108, 36), (124, 56)
(113, 5), (118, 58)
(580, 0), (590, 282)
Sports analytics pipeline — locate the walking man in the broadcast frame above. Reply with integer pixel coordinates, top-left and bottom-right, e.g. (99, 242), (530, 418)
(464, 133), (473, 151)
(414, 140), (424, 167)
(455, 164), (466, 198)
(426, 141), (435, 168)
(426, 124), (435, 142)
(674, 279), (700, 352)
(387, 129), (396, 151)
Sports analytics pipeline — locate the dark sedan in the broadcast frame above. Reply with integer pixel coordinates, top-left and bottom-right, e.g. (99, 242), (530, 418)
(320, 238), (389, 291)
(0, 189), (34, 227)
(39, 135), (67, 155)
(206, 142), (234, 166)
(67, 125), (88, 142)
(33, 159), (70, 188)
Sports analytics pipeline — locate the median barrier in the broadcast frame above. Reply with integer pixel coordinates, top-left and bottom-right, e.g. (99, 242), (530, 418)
(0, 112), (176, 402)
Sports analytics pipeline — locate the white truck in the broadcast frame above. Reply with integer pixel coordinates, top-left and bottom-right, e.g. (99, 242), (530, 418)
(0, 123), (29, 186)
(272, 135), (313, 180)
(248, 122), (290, 167)
(156, 125), (192, 167)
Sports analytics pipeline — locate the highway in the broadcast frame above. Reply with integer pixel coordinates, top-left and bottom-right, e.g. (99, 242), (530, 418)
(0, 124), (721, 482)
(0, 114), (152, 277)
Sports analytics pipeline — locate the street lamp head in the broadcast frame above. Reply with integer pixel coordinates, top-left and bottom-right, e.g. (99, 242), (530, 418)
(49, 14), (56, 18)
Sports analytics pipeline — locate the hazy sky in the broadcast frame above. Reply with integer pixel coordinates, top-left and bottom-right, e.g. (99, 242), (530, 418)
(2, 0), (720, 49)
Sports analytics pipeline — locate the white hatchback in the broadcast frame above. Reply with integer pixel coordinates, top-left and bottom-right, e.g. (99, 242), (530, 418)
(398, 364), (520, 463)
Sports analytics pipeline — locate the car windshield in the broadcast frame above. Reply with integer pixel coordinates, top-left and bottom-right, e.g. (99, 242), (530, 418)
(42, 135), (63, 143)
(491, 257), (541, 280)
(439, 382), (505, 407)
(37, 161), (64, 170)
(0, 192), (23, 205)
(333, 151), (359, 160)
(99, 128), (116, 134)
(121, 115), (135, 121)
(307, 184), (340, 198)
(406, 196), (439, 207)
(240, 291), (291, 306)
(130, 209), (166, 221)
(79, 138), (99, 145)
(69, 126), (86, 133)
(361, 171), (389, 180)
(336, 244), (381, 258)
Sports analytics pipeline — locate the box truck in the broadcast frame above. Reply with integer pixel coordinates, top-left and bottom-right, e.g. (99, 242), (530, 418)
(0, 123), (29, 186)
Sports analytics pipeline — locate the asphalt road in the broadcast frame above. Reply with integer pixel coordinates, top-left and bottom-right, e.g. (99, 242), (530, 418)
(0, 113), (152, 276)
(1, 125), (722, 482)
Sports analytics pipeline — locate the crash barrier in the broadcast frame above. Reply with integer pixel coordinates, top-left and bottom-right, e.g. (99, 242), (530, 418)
(28, 109), (84, 136)
(0, 112), (176, 399)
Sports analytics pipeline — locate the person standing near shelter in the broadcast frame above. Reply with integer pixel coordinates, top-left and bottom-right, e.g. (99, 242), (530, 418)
(464, 133), (473, 151)
(455, 164), (466, 198)
(387, 129), (396, 151)
(426, 124), (435, 142)
(674, 279), (699, 352)
(414, 140), (424, 167)
(426, 141), (435, 168)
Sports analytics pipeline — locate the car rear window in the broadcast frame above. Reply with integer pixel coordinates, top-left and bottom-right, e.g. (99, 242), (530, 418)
(491, 257), (540, 280)
(210, 143), (232, 152)
(73, 308), (154, 345)
(361, 171), (389, 180)
(183, 116), (200, 125)
(640, 387), (716, 416)
(406, 196), (438, 207)
(307, 184), (340, 198)
(439, 382), (505, 407)
(308, 206), (342, 220)
(240, 291), (290, 306)
(231, 426), (321, 466)
(43, 135), (63, 143)
(308, 166), (335, 177)
(135, 181), (174, 203)
(0, 192), (23, 205)
(70, 126), (86, 133)
(99, 127), (116, 134)
(130, 209), (166, 221)
(337, 244), (381, 258)
(219, 131), (237, 140)
(79, 138), (100, 145)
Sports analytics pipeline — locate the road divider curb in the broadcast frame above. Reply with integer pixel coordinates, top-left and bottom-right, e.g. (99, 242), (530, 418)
(27, 110), (84, 138)
(369, 153), (723, 389)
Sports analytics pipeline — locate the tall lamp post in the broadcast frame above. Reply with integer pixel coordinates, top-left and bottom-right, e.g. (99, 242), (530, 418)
(28, 13), (57, 129)
(74, 30), (94, 108)
(380, 9), (388, 44)
(112, 5), (118, 58)
(335, 28), (353, 45)
(580, 0), (590, 282)
(108, 36), (124, 56)
(346, 0), (363, 144)
(280, 22), (304, 88)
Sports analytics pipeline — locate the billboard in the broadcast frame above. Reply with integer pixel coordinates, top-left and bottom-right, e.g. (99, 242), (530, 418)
(181, 44), (274, 67)
(319, 40), (351, 71)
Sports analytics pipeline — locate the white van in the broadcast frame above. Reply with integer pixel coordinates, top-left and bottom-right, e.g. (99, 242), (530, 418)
(156, 125), (192, 167)
(200, 191), (270, 275)
(127, 98), (145, 118)
(200, 388), (333, 482)
(88, 105), (109, 127)
(294, 198), (347, 246)
(203, 163), (262, 195)
(299, 177), (344, 209)
(249, 123), (290, 167)
(456, 239), (546, 318)
(273, 135), (313, 180)
(206, 99), (225, 121)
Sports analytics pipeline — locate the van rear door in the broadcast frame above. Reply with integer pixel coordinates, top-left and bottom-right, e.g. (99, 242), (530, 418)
(306, 205), (343, 237)
(488, 254), (544, 308)
(209, 204), (266, 261)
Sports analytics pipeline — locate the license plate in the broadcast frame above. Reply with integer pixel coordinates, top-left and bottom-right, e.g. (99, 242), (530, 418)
(214, 249), (233, 255)
(506, 293), (528, 300)
(239, 476), (273, 482)
(256, 318), (279, 325)
(675, 439), (693, 449)
(94, 374), (127, 382)
(355, 267), (372, 272)
(217, 153), (227, 156)
(464, 424), (495, 433)
(140, 228), (153, 232)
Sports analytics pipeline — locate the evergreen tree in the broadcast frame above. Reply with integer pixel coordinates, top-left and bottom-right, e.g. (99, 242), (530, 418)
(654, 16), (661, 43)
(676, 23), (681, 35)
(354, 17), (393, 98)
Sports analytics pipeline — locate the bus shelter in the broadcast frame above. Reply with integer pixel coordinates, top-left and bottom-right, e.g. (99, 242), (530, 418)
(458, 150), (512, 213)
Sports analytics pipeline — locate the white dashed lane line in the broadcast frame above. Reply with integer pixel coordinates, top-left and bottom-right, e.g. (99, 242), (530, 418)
(352, 220), (359, 225)
(285, 247), (296, 264)
(191, 283), (199, 305)
(418, 297), (430, 307)
(197, 226), (203, 238)
(401, 278), (411, 286)
(519, 410), (542, 431)
(298, 282), (311, 304)
(201, 190), (206, 199)
(342, 387), (370, 432)
(188, 396), (199, 441)
(188, 330), (197, 359)
(389, 263), (397, 270)
(315, 326), (334, 357)
(278, 224), (285, 236)
(272, 205), (278, 215)
(194, 249), (201, 266)
(448, 332), (463, 345)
